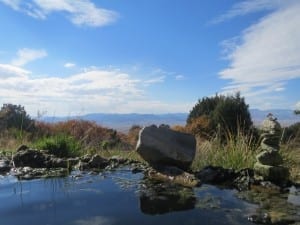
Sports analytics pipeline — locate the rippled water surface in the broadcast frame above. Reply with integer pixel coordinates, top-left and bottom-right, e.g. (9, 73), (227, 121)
(0, 167), (299, 225)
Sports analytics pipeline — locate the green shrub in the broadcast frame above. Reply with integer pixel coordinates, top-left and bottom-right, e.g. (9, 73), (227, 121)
(187, 93), (253, 139)
(35, 134), (82, 158)
(0, 103), (35, 132)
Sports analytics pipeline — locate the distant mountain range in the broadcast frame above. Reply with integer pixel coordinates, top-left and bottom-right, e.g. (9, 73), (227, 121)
(41, 109), (300, 132)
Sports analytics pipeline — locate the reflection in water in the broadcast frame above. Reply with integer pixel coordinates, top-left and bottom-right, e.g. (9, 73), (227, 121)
(1, 168), (299, 225)
(139, 179), (196, 215)
(237, 185), (300, 224)
(74, 216), (114, 225)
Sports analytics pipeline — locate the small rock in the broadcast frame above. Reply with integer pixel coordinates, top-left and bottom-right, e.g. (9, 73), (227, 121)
(16, 144), (29, 152)
(256, 151), (283, 166)
(254, 162), (290, 184)
(196, 166), (236, 184)
(147, 166), (200, 187)
(0, 160), (11, 173)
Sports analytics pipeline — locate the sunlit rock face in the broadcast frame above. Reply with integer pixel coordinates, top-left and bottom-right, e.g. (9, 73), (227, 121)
(136, 124), (196, 170)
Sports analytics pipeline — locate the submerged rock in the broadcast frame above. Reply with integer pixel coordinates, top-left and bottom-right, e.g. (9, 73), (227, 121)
(136, 125), (196, 170)
(140, 179), (196, 214)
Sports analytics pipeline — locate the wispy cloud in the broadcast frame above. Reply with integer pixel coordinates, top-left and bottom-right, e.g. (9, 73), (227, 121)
(175, 75), (185, 81)
(64, 62), (76, 68)
(0, 0), (118, 27)
(11, 48), (47, 66)
(210, 0), (294, 24)
(219, 1), (300, 109)
(0, 63), (31, 78)
(144, 76), (166, 85)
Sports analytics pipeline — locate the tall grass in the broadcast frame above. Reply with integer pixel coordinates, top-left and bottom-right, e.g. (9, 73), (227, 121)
(0, 128), (31, 155)
(191, 129), (259, 171)
(280, 131), (300, 182)
(34, 134), (82, 158)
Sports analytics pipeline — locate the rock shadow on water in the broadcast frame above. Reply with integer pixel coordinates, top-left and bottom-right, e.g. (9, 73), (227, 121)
(139, 179), (197, 215)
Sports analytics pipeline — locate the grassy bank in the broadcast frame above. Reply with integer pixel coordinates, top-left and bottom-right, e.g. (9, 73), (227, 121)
(0, 121), (299, 183)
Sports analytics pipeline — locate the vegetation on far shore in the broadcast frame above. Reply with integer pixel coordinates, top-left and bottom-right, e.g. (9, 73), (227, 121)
(0, 94), (299, 182)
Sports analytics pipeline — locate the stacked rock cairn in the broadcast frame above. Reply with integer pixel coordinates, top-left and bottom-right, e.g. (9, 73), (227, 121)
(254, 113), (289, 184)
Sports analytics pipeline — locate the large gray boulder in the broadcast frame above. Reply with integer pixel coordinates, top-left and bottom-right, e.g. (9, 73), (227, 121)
(136, 125), (196, 170)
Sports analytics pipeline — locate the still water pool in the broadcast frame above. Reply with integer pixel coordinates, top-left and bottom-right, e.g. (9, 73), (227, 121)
(0, 167), (298, 225)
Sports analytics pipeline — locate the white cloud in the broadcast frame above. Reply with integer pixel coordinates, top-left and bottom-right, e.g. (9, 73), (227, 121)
(0, 65), (142, 115)
(0, 64), (30, 78)
(175, 75), (185, 81)
(219, 1), (300, 109)
(0, 63), (189, 116)
(64, 62), (76, 68)
(296, 102), (300, 110)
(11, 48), (47, 66)
(0, 0), (20, 10)
(144, 76), (166, 85)
(0, 0), (118, 27)
(210, 0), (296, 24)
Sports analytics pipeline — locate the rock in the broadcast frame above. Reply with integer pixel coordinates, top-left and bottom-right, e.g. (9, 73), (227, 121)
(0, 160), (11, 173)
(136, 125), (196, 170)
(89, 155), (109, 168)
(254, 162), (290, 184)
(16, 144), (29, 152)
(12, 167), (69, 180)
(256, 151), (283, 166)
(196, 166), (236, 184)
(47, 157), (69, 168)
(79, 155), (109, 170)
(254, 115), (289, 184)
(146, 166), (200, 187)
(68, 158), (80, 167)
(261, 114), (281, 135)
(13, 149), (47, 168)
(233, 168), (255, 191)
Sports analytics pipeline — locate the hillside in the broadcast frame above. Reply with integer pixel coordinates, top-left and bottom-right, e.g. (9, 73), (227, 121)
(40, 109), (300, 132)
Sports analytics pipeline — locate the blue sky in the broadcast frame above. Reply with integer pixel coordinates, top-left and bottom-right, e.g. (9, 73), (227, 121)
(0, 0), (299, 116)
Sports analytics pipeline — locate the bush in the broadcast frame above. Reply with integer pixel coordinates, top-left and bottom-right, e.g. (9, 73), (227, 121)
(34, 134), (82, 158)
(34, 119), (126, 152)
(185, 115), (212, 138)
(0, 104), (35, 132)
(282, 122), (300, 143)
(126, 125), (142, 147)
(187, 93), (253, 139)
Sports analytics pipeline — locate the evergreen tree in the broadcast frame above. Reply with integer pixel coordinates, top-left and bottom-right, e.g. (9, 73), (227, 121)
(187, 93), (253, 137)
(0, 103), (34, 132)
